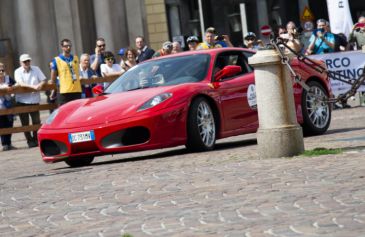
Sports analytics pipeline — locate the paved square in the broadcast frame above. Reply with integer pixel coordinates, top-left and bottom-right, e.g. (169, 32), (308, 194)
(1, 107), (365, 236)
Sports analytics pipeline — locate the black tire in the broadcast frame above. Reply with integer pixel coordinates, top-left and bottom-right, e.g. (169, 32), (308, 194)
(186, 97), (216, 151)
(301, 81), (331, 136)
(65, 156), (94, 168)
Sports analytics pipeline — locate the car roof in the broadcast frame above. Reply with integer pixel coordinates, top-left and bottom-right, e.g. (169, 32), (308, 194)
(146, 47), (256, 62)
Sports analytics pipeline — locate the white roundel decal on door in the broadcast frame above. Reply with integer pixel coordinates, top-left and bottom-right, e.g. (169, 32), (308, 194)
(247, 84), (257, 109)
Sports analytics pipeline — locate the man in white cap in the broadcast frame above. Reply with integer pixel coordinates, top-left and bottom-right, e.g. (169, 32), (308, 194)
(187, 36), (199, 51)
(14, 53), (47, 148)
(244, 32), (264, 50)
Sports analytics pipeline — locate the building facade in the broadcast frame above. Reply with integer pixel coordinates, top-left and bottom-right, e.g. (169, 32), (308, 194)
(164, 0), (365, 47)
(0, 0), (365, 77)
(0, 0), (156, 77)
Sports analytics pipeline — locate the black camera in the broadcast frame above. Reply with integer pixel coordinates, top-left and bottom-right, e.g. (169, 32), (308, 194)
(312, 28), (325, 35)
(215, 35), (224, 41)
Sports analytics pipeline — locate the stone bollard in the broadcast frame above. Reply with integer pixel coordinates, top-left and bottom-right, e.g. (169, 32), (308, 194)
(248, 49), (304, 158)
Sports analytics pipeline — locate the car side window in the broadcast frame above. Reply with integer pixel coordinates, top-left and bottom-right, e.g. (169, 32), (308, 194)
(214, 51), (251, 80)
(242, 52), (254, 73)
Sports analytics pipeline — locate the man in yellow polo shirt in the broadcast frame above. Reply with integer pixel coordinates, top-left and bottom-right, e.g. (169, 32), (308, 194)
(197, 27), (233, 50)
(50, 39), (82, 105)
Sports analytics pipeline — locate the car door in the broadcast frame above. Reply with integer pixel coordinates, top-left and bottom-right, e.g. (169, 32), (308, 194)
(213, 50), (258, 132)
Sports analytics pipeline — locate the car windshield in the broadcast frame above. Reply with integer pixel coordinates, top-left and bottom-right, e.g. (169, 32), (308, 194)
(105, 54), (210, 94)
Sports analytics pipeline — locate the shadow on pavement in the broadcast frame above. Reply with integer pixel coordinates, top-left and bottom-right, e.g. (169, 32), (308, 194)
(325, 127), (365, 135)
(88, 138), (258, 167)
(15, 138), (258, 176)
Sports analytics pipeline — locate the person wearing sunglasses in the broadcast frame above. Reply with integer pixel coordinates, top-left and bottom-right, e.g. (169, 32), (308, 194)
(0, 62), (16, 151)
(14, 54), (46, 148)
(90, 38), (107, 77)
(100, 51), (124, 88)
(187, 36), (199, 51)
(244, 32), (264, 50)
(50, 38), (82, 105)
(305, 19), (335, 55)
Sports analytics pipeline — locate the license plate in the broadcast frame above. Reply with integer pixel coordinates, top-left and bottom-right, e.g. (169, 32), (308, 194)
(69, 131), (95, 143)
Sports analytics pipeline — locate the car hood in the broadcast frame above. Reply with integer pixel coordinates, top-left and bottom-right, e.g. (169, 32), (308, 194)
(50, 86), (184, 129)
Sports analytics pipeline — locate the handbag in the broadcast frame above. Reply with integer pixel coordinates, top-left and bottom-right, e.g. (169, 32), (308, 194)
(3, 96), (14, 109)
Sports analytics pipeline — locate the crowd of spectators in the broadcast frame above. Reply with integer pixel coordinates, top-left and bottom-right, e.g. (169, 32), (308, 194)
(0, 16), (364, 151)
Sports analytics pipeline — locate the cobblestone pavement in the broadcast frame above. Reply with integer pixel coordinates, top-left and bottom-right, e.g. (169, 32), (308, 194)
(1, 107), (365, 237)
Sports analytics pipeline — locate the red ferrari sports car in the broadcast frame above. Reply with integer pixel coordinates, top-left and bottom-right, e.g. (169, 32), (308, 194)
(38, 48), (332, 167)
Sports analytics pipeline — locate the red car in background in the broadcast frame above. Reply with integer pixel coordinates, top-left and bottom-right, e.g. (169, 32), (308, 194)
(38, 48), (332, 167)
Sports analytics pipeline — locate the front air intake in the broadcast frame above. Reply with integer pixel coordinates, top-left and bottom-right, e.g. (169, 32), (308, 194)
(101, 126), (150, 148)
(41, 140), (68, 156)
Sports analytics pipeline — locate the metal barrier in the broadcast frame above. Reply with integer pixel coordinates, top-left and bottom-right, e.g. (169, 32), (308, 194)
(0, 75), (118, 136)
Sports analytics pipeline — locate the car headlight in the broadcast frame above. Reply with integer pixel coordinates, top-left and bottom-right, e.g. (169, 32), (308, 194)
(45, 109), (59, 124)
(138, 93), (172, 111)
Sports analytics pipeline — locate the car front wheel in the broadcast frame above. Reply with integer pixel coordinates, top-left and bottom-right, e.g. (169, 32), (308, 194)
(301, 81), (331, 136)
(65, 156), (94, 168)
(186, 97), (216, 151)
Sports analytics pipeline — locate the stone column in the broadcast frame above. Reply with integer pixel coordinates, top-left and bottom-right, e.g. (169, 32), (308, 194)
(125, 0), (146, 47)
(110, 0), (129, 51)
(14, 0), (41, 65)
(249, 49), (304, 158)
(33, 0), (58, 76)
(256, 0), (269, 28)
(93, 0), (115, 52)
(0, 0), (16, 77)
(53, 0), (83, 56)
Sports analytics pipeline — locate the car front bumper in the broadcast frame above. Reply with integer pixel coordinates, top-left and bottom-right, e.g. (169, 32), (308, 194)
(38, 104), (187, 163)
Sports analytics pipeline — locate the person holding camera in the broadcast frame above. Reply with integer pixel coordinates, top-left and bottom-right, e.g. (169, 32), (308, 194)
(347, 16), (365, 51)
(197, 27), (223, 50)
(244, 32), (264, 50)
(305, 19), (335, 55)
(277, 22), (302, 53)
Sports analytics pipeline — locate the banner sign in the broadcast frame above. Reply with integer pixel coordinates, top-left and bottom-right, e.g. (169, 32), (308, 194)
(309, 50), (365, 96)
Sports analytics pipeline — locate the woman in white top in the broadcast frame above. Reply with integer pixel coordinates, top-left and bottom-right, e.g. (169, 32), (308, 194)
(100, 51), (124, 88)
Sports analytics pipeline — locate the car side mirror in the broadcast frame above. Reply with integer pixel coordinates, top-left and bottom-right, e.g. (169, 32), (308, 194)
(92, 84), (104, 95)
(214, 65), (242, 81)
